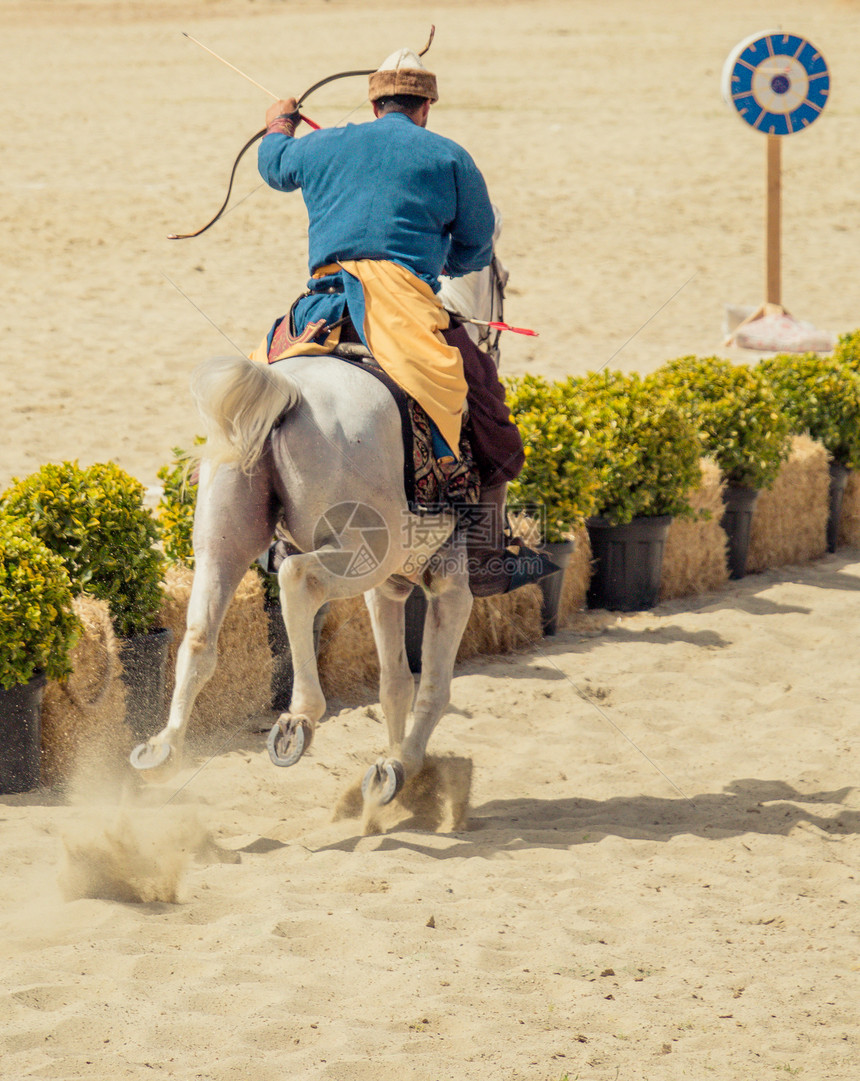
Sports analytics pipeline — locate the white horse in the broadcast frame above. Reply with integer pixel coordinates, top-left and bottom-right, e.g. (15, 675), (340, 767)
(131, 351), (474, 804)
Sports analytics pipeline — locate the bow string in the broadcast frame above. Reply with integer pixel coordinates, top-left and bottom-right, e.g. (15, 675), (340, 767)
(168, 68), (374, 240)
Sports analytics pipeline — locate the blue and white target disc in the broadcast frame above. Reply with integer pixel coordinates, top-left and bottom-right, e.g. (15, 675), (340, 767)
(722, 30), (829, 135)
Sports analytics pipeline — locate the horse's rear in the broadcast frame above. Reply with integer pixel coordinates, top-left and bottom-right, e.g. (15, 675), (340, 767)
(132, 353), (473, 808)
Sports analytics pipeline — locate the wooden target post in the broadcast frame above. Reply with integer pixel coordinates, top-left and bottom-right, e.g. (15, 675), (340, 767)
(766, 133), (781, 308)
(721, 30), (830, 335)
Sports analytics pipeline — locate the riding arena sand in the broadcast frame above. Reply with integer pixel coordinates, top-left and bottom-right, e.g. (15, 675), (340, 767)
(2, 2), (860, 1079)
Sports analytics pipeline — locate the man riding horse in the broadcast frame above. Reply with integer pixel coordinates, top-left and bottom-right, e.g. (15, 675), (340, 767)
(255, 45), (551, 597)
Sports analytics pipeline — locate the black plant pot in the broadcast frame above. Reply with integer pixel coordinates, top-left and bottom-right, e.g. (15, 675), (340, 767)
(0, 672), (46, 794)
(404, 587), (427, 675)
(827, 462), (850, 554)
(539, 539), (575, 636)
(118, 627), (173, 742)
(720, 484), (760, 580)
(266, 601), (329, 711)
(586, 515), (672, 612)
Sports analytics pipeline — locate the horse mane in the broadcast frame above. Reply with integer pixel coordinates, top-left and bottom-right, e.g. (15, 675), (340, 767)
(192, 355), (302, 474)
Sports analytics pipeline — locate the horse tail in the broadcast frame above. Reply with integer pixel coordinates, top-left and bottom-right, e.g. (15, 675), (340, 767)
(191, 355), (302, 474)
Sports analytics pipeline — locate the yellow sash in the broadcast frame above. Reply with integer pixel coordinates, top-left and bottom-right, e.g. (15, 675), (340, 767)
(251, 260), (467, 456)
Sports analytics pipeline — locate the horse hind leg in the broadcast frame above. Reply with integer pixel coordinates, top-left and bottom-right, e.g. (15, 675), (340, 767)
(266, 551), (328, 766)
(266, 548), (373, 767)
(267, 536), (417, 769)
(130, 459), (277, 772)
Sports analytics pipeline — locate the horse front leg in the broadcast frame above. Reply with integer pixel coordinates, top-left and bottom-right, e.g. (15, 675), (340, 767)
(407, 573), (473, 771)
(130, 459), (277, 772)
(363, 571), (473, 805)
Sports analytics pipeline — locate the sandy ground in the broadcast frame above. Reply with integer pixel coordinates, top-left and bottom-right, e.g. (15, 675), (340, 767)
(2, 1), (860, 1079)
(3, 556), (860, 1080)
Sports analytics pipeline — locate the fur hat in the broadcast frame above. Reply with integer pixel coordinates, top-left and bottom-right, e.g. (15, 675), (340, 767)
(368, 47), (438, 104)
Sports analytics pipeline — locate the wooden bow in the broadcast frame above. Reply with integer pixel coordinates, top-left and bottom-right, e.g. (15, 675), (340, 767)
(169, 26), (435, 240)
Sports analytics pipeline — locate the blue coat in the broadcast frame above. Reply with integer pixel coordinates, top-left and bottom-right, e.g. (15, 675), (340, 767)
(258, 111), (495, 327)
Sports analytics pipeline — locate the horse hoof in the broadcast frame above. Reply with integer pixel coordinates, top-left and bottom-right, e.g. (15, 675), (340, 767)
(361, 760), (405, 805)
(129, 741), (172, 771)
(267, 717), (313, 767)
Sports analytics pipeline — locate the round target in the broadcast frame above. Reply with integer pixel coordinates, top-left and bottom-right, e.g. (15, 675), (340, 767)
(722, 30), (829, 135)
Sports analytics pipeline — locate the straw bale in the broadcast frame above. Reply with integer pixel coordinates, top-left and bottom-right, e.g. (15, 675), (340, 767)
(558, 526), (592, 625)
(41, 594), (129, 787)
(506, 510), (542, 547)
(660, 458), (729, 600)
(747, 436), (829, 573)
(837, 469), (860, 548)
(317, 595), (379, 700)
(159, 566), (272, 737)
(317, 579), (546, 695)
(457, 585), (543, 661)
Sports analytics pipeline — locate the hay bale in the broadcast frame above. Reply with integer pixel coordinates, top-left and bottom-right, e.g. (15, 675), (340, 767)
(660, 458), (729, 600)
(747, 435), (829, 572)
(41, 595), (129, 787)
(317, 595), (379, 700)
(318, 579), (546, 692)
(159, 566), (272, 737)
(837, 469), (860, 548)
(558, 526), (592, 625)
(457, 585), (543, 661)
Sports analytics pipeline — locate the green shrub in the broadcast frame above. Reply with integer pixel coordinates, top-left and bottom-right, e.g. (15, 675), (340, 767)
(833, 329), (860, 372)
(566, 371), (703, 526)
(1, 462), (164, 637)
(0, 513), (81, 690)
(649, 355), (791, 489)
(156, 444), (201, 568)
(757, 353), (860, 470)
(504, 374), (603, 541)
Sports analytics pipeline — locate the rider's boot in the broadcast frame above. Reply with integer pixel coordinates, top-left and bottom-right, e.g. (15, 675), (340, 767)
(465, 483), (561, 597)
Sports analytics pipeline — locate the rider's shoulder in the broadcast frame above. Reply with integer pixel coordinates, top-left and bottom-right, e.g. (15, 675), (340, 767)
(424, 127), (483, 170)
(387, 117), (478, 162)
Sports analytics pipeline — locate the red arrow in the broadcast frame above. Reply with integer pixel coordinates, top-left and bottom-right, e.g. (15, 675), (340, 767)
(473, 319), (539, 337)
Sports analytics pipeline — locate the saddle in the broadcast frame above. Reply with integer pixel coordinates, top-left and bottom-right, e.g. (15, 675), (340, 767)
(331, 343), (480, 513)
